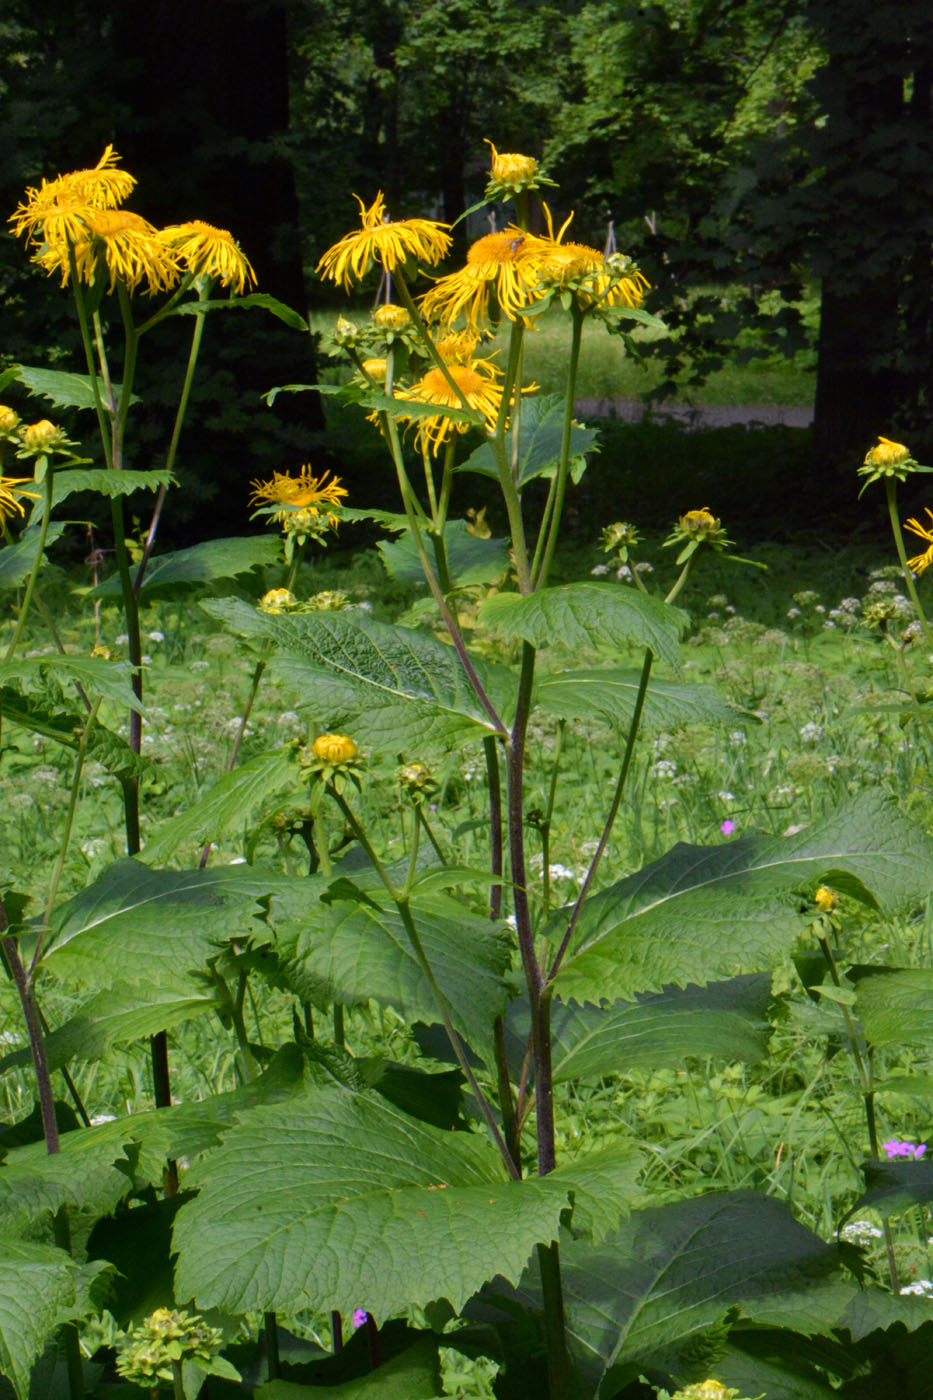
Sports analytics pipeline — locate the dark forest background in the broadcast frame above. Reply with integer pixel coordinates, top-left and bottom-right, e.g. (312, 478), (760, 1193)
(0, 0), (930, 544)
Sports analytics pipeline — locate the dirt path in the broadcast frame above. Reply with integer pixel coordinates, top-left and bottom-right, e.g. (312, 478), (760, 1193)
(575, 397), (813, 428)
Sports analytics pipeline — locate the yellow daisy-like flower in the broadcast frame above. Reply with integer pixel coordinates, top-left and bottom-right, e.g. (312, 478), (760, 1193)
(0, 475), (40, 524)
(435, 330), (481, 363)
(157, 220), (256, 294)
(317, 192), (451, 290)
(10, 145), (135, 246)
(904, 507), (933, 576)
(486, 141), (538, 188)
(312, 733), (358, 764)
(865, 435), (911, 472)
(373, 303), (411, 331)
(38, 209), (180, 294)
(250, 467), (348, 535)
(532, 209), (649, 312)
(395, 357), (504, 456)
(680, 507), (719, 535)
(420, 228), (547, 331)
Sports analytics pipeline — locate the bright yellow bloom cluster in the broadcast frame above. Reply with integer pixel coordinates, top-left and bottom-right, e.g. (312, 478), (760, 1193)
(10, 147), (254, 298)
(250, 467), (348, 538)
(316, 192), (451, 290)
(487, 142), (539, 189)
(158, 220), (255, 294)
(814, 886), (838, 913)
(259, 588), (298, 614)
(421, 228), (546, 331)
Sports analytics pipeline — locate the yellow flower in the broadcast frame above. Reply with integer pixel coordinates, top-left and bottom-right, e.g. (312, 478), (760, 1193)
(814, 886), (838, 913)
(420, 228), (547, 330)
(373, 303), (411, 331)
(361, 357), (388, 382)
(680, 507), (719, 534)
(259, 588), (297, 614)
(435, 330), (481, 363)
(0, 406), (20, 438)
(317, 191), (451, 290)
(904, 507), (933, 576)
(865, 436), (910, 471)
(532, 210), (649, 312)
(38, 209), (180, 294)
(9, 145), (135, 246)
(395, 357), (504, 455)
(157, 220), (256, 293)
(0, 475), (40, 523)
(19, 420), (69, 453)
(312, 733), (358, 764)
(250, 466), (348, 535)
(486, 141), (538, 188)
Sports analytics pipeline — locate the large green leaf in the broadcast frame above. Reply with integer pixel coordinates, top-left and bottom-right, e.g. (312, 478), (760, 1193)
(555, 790), (933, 1003)
(854, 968), (933, 1048)
(0, 985), (219, 1074)
(13, 364), (137, 413)
(141, 748), (299, 865)
(0, 524), (66, 590)
(41, 858), (273, 989)
(0, 1238), (106, 1400)
(507, 975), (773, 1085)
(458, 394), (598, 486)
(0, 688), (148, 781)
(204, 597), (508, 747)
(94, 536), (281, 598)
(484, 1191), (851, 1393)
(258, 1340), (442, 1400)
(278, 889), (512, 1057)
(0, 1045), (313, 1228)
(537, 668), (738, 729)
(172, 1087), (640, 1319)
(849, 1156), (933, 1217)
(50, 468), (173, 509)
(378, 520), (509, 588)
(0, 654), (144, 713)
(479, 583), (686, 667)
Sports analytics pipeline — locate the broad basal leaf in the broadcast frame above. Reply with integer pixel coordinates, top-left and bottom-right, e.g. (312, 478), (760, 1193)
(506, 974), (773, 1085)
(0, 654), (144, 713)
(854, 967), (933, 1048)
(483, 1191), (851, 1393)
(94, 536), (281, 598)
(537, 668), (738, 730)
(51, 468), (174, 509)
(556, 789), (933, 1003)
(458, 394), (598, 486)
(378, 520), (509, 588)
(0, 524), (66, 590)
(0, 985), (219, 1074)
(479, 583), (686, 668)
(141, 748), (299, 865)
(0, 1237), (105, 1400)
(204, 597), (508, 747)
(13, 364), (137, 413)
(41, 858), (272, 989)
(278, 889), (512, 1058)
(172, 1087), (640, 1319)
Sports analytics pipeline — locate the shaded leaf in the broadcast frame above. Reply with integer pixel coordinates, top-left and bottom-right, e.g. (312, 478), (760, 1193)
(257, 1339), (443, 1400)
(171, 292), (309, 331)
(13, 365), (138, 413)
(850, 1156), (933, 1217)
(0, 524), (66, 590)
(537, 668), (738, 729)
(172, 1087), (639, 1319)
(378, 521), (509, 588)
(0, 654), (143, 713)
(94, 536), (282, 598)
(458, 395), (598, 486)
(50, 468), (173, 509)
(479, 583), (685, 668)
(556, 790), (933, 1003)
(855, 968), (933, 1048)
(0, 1238), (105, 1400)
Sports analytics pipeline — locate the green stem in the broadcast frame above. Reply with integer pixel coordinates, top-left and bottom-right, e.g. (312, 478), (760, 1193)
(3, 464), (54, 663)
(540, 720), (565, 919)
(532, 304), (584, 590)
(171, 1359), (185, 1400)
(483, 736), (504, 920)
(537, 1240), (573, 1400)
(886, 478), (933, 647)
(67, 246), (114, 468)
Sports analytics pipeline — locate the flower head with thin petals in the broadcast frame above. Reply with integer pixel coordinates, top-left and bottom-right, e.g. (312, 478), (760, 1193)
(250, 467), (347, 538)
(0, 475), (40, 524)
(317, 192), (451, 290)
(37, 209), (180, 294)
(421, 228), (548, 331)
(158, 220), (255, 293)
(904, 508), (933, 576)
(10, 145), (135, 247)
(395, 357), (504, 455)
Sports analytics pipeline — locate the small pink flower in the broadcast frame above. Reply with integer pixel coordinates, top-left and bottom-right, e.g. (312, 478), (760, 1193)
(882, 1139), (927, 1159)
(352, 1309), (368, 1329)
(720, 819), (735, 835)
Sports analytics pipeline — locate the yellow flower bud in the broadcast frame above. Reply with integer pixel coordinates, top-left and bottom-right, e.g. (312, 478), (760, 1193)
(0, 405), (20, 438)
(259, 588), (297, 614)
(865, 436), (910, 471)
(814, 886), (838, 913)
(312, 733), (358, 764)
(487, 141), (539, 187)
(373, 303), (411, 331)
(20, 419), (68, 452)
(362, 357), (388, 381)
(680, 507), (719, 535)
